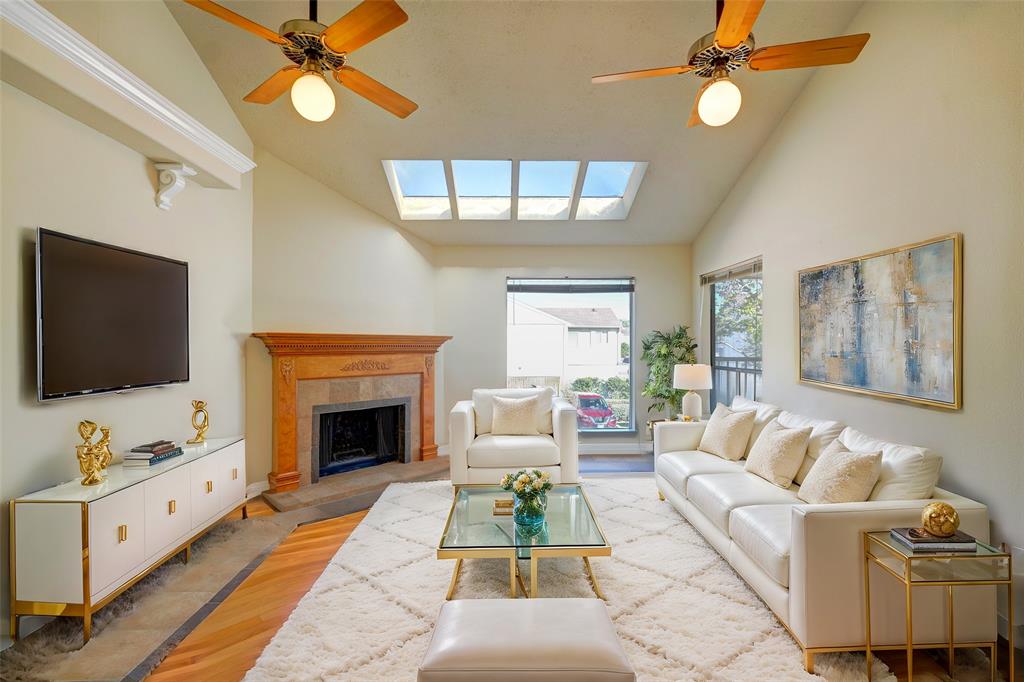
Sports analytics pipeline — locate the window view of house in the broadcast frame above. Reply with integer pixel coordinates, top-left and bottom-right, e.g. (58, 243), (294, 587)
(506, 278), (633, 432)
(708, 262), (763, 409)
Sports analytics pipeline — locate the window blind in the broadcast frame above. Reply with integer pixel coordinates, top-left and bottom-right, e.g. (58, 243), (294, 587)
(699, 258), (762, 286)
(506, 277), (635, 293)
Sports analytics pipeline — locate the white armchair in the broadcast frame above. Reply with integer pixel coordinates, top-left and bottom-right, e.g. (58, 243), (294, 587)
(449, 388), (579, 485)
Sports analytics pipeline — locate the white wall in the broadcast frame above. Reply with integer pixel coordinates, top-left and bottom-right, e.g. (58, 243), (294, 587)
(435, 245), (692, 444)
(692, 0), (1023, 562)
(246, 150), (437, 484)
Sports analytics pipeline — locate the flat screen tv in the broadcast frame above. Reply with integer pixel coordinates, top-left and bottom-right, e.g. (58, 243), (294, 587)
(36, 228), (189, 401)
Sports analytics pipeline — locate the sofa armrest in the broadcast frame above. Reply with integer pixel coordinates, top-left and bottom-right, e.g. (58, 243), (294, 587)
(653, 421), (706, 456)
(552, 398), (579, 483)
(789, 497), (990, 648)
(448, 400), (475, 485)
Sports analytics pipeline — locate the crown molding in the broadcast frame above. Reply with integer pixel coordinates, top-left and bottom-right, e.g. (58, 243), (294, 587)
(0, 0), (255, 175)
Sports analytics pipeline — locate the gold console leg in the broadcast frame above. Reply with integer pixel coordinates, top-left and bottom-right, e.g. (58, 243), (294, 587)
(83, 611), (92, 643)
(446, 558), (463, 600)
(184, 543), (191, 564)
(242, 503), (249, 520)
(10, 614), (18, 640)
(583, 557), (606, 600)
(658, 491), (665, 501)
(804, 650), (814, 674)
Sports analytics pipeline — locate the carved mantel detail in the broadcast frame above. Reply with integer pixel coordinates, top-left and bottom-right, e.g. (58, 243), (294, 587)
(253, 333), (451, 492)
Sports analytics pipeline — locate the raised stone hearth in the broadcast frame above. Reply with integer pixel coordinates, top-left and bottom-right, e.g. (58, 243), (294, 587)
(254, 333), (451, 492)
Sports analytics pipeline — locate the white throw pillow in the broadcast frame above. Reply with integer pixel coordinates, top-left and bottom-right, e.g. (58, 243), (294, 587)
(490, 395), (541, 435)
(473, 388), (554, 435)
(744, 419), (813, 488)
(698, 404), (756, 461)
(798, 440), (882, 504)
(731, 396), (783, 457)
(776, 410), (846, 485)
(838, 427), (942, 500)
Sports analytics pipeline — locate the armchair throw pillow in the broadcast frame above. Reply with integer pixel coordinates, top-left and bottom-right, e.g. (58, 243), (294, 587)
(491, 395), (541, 436)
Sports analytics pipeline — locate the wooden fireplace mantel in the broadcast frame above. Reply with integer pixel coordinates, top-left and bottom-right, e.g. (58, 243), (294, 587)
(254, 332), (451, 492)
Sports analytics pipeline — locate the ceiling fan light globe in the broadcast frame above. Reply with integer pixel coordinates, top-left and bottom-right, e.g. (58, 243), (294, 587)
(697, 78), (742, 127)
(290, 72), (336, 122)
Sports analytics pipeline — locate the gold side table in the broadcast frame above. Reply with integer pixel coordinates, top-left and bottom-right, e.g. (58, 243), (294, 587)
(863, 531), (1014, 681)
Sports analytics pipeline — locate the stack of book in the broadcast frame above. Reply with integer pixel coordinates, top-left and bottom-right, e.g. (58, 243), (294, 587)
(124, 440), (183, 468)
(890, 527), (977, 553)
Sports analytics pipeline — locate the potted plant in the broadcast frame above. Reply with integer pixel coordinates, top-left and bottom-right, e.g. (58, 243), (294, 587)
(500, 469), (553, 531)
(640, 325), (698, 421)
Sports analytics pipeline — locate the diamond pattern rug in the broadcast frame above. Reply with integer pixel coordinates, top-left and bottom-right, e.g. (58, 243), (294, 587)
(243, 477), (974, 681)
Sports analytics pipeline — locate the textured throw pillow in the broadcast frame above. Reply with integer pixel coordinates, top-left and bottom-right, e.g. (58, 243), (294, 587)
(798, 439), (882, 504)
(744, 419), (813, 488)
(491, 395), (540, 435)
(698, 404), (756, 461)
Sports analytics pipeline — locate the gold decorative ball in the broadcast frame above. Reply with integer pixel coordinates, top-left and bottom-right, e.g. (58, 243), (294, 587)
(921, 502), (960, 538)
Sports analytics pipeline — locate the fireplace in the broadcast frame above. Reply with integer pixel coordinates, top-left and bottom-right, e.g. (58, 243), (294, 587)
(312, 398), (412, 482)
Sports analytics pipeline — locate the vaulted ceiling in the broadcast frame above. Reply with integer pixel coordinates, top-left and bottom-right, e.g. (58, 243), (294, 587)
(168, 0), (862, 245)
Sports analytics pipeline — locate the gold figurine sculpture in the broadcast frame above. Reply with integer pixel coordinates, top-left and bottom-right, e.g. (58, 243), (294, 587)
(76, 420), (110, 486)
(921, 501), (960, 538)
(187, 400), (209, 445)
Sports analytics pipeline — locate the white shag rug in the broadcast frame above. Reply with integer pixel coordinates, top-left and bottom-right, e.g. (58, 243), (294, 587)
(244, 478), (994, 681)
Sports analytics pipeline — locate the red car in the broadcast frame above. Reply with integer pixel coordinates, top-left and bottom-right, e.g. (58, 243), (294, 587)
(576, 393), (618, 429)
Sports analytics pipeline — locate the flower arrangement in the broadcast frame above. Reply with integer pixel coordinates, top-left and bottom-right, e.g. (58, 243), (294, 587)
(500, 469), (553, 529)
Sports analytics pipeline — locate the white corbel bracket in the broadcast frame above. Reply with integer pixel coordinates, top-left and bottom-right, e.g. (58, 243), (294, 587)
(153, 162), (197, 210)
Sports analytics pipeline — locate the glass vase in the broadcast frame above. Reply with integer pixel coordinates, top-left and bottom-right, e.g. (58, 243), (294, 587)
(513, 492), (547, 530)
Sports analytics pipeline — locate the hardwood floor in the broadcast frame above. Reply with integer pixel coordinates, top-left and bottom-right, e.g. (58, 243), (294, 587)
(147, 499), (367, 681)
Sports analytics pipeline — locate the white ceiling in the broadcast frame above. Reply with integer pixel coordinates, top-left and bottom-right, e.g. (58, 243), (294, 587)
(168, 0), (862, 246)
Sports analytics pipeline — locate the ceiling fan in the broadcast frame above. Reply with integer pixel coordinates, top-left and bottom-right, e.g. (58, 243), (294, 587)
(592, 0), (869, 128)
(183, 0), (417, 122)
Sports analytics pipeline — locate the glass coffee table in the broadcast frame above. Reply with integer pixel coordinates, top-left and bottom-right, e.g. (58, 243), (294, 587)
(437, 484), (611, 599)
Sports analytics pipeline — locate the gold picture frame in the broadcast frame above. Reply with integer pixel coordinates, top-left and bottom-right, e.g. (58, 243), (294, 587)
(796, 233), (962, 410)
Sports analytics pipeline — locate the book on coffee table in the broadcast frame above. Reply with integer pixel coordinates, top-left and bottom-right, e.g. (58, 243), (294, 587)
(889, 527), (976, 552)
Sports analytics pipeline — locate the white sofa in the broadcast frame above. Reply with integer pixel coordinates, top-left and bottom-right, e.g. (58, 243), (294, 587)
(449, 388), (579, 485)
(654, 396), (995, 672)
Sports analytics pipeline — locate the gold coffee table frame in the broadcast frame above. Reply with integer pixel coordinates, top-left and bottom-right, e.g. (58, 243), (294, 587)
(437, 484), (611, 600)
(863, 531), (1015, 681)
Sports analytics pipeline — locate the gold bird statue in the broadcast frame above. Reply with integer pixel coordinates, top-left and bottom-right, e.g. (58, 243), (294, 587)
(76, 420), (105, 486)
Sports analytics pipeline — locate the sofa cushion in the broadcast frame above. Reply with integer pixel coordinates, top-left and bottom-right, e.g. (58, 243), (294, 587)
(838, 427), (942, 500)
(730, 505), (792, 588)
(686, 472), (800, 535)
(473, 388), (554, 435)
(797, 440), (882, 504)
(656, 450), (744, 496)
(744, 419), (812, 488)
(777, 410), (845, 484)
(698, 404), (756, 461)
(467, 434), (560, 468)
(732, 396), (783, 456)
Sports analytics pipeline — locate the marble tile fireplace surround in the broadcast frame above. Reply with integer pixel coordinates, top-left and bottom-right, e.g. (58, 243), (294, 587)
(254, 333), (451, 492)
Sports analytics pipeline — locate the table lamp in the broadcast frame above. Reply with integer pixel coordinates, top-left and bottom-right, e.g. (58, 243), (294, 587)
(673, 364), (713, 420)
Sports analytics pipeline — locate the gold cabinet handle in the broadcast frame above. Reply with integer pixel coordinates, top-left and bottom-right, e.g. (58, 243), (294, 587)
(118, 524), (128, 543)
(232, 468), (238, 481)
(168, 499), (176, 515)
(206, 480), (213, 494)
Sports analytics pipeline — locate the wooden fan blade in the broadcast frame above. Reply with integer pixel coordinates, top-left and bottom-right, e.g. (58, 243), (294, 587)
(592, 65), (694, 84)
(243, 67), (303, 104)
(714, 0), (765, 49)
(333, 67), (418, 118)
(183, 0), (288, 44)
(322, 0), (408, 55)
(748, 34), (870, 71)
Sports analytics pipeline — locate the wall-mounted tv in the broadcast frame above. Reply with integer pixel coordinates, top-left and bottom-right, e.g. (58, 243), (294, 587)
(36, 228), (189, 401)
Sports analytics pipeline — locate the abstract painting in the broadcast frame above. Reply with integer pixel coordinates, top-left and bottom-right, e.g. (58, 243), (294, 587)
(798, 234), (961, 409)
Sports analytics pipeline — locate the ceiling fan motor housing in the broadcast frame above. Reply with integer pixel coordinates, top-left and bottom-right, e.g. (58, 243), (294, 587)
(279, 19), (347, 70)
(687, 30), (755, 77)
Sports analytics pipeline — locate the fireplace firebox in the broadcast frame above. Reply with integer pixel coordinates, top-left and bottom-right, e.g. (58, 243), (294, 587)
(312, 398), (412, 482)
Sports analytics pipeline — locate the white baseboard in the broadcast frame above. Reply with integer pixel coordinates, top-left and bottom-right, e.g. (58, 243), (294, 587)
(579, 442), (653, 455)
(246, 481), (269, 499)
(437, 444), (450, 457)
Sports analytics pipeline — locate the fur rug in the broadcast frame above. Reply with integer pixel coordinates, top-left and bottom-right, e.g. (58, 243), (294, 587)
(247, 477), (990, 681)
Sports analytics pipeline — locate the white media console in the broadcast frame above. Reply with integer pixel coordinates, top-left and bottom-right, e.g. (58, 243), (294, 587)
(9, 437), (246, 641)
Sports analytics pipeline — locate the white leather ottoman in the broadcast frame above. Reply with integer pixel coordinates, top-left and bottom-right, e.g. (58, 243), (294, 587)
(418, 598), (636, 682)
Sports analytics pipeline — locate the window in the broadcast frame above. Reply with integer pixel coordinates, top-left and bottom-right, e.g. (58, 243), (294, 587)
(451, 159), (512, 220)
(506, 278), (635, 433)
(381, 160), (451, 220)
(575, 161), (648, 220)
(705, 260), (763, 409)
(517, 161), (580, 220)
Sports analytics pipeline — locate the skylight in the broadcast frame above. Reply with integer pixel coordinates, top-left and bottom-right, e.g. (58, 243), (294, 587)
(517, 161), (580, 220)
(382, 160), (451, 220)
(575, 161), (648, 220)
(451, 160), (512, 220)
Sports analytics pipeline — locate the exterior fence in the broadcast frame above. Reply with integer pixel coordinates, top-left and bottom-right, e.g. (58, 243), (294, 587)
(711, 357), (762, 409)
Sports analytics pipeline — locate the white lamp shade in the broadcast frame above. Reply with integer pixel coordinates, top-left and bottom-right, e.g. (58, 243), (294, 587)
(673, 364), (712, 390)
